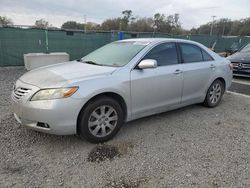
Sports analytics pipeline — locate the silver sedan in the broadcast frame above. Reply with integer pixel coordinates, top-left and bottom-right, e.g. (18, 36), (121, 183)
(12, 38), (233, 143)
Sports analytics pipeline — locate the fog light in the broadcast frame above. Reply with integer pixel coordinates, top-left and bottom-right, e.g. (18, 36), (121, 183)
(37, 122), (50, 128)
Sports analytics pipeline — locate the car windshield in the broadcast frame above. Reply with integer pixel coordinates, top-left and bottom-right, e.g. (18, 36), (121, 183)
(240, 43), (250, 52)
(81, 41), (148, 67)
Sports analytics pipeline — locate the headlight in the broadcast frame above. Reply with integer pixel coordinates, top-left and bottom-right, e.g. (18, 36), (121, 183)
(31, 87), (78, 101)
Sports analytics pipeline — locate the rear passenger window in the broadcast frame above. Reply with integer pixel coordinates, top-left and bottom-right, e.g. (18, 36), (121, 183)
(179, 43), (203, 63)
(202, 50), (214, 61)
(143, 43), (178, 66)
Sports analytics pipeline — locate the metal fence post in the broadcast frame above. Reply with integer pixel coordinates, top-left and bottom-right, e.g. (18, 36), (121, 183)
(45, 30), (49, 53)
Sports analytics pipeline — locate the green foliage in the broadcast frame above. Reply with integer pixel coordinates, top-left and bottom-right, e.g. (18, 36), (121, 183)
(61, 21), (84, 30)
(99, 10), (184, 33)
(30, 11), (250, 35)
(121, 10), (134, 30)
(129, 18), (154, 32)
(0, 16), (13, 26)
(101, 18), (123, 31)
(85, 22), (101, 30)
(191, 18), (250, 36)
(34, 19), (49, 29)
(61, 21), (101, 30)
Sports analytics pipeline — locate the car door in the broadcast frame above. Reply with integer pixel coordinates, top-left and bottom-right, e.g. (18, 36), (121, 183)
(130, 42), (183, 118)
(178, 43), (215, 103)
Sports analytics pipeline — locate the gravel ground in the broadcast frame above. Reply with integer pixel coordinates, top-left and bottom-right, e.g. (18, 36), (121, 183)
(230, 77), (250, 95)
(0, 67), (250, 188)
(230, 82), (250, 95)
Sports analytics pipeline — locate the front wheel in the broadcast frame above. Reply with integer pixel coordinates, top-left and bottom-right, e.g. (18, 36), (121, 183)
(78, 96), (124, 143)
(203, 79), (224, 107)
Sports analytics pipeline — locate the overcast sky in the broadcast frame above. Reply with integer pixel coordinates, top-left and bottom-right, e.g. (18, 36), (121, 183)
(0, 0), (249, 29)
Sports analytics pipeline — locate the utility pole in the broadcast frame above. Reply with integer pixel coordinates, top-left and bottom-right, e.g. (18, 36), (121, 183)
(119, 21), (122, 31)
(84, 15), (87, 33)
(210, 15), (216, 36)
(222, 20), (226, 36)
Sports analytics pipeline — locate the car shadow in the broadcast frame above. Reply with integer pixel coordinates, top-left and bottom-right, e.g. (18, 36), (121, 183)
(124, 103), (202, 128)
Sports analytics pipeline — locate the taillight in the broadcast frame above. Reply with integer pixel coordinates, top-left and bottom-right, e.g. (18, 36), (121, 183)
(229, 63), (233, 70)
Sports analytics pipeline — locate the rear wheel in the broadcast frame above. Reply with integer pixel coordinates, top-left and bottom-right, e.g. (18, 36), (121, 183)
(204, 79), (224, 107)
(78, 96), (123, 143)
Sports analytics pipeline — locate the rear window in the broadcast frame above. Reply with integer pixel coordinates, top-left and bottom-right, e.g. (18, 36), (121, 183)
(202, 50), (214, 61)
(179, 43), (203, 63)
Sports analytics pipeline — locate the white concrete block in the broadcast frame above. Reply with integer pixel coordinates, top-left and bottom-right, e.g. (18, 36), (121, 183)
(24, 52), (69, 70)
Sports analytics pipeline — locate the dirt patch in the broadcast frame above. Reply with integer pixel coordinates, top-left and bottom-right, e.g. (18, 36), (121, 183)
(87, 145), (121, 163)
(3, 165), (24, 175)
(87, 142), (134, 163)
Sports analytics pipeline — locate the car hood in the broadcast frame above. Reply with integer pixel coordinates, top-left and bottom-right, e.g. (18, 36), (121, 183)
(227, 52), (250, 63)
(19, 61), (117, 88)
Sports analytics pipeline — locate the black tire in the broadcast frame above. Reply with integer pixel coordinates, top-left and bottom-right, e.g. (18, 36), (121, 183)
(78, 96), (124, 143)
(203, 79), (225, 107)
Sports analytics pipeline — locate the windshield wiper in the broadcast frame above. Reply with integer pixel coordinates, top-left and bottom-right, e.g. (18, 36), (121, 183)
(80, 60), (103, 66)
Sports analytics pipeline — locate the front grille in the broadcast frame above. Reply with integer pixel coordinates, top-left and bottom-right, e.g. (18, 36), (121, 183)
(243, 63), (250, 68)
(12, 87), (31, 101)
(231, 62), (250, 69)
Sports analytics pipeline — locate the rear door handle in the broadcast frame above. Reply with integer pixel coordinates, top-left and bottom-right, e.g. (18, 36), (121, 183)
(173, 69), (183, 74)
(210, 64), (216, 69)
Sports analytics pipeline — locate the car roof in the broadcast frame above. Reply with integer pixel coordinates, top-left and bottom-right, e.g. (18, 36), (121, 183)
(119, 38), (198, 44)
(118, 38), (222, 60)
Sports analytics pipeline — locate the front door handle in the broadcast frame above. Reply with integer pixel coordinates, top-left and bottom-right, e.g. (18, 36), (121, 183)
(173, 69), (183, 74)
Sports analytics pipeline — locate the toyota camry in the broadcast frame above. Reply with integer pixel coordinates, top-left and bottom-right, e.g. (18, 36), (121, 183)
(12, 38), (233, 143)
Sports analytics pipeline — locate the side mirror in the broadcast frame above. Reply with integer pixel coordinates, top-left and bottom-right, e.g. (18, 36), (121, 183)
(137, 59), (157, 69)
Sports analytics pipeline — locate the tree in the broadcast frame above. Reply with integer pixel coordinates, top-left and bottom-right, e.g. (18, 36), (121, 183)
(238, 18), (250, 35)
(122, 10), (133, 21)
(101, 10), (184, 33)
(128, 17), (154, 32)
(193, 17), (250, 36)
(34, 19), (49, 29)
(174, 13), (180, 27)
(0, 16), (13, 27)
(153, 13), (166, 32)
(61, 21), (84, 30)
(61, 21), (101, 31)
(85, 22), (101, 31)
(190, 27), (198, 34)
(101, 18), (123, 31)
(197, 24), (211, 35)
(153, 13), (182, 33)
(121, 10), (134, 30)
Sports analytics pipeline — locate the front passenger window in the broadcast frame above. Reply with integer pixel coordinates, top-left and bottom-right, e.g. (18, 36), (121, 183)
(143, 43), (178, 66)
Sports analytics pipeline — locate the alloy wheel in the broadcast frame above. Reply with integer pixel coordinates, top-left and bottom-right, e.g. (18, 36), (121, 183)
(88, 105), (118, 137)
(209, 83), (222, 104)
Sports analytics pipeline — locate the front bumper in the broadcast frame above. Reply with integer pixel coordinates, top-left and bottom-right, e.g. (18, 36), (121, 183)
(232, 62), (250, 77)
(12, 80), (84, 135)
(233, 70), (250, 77)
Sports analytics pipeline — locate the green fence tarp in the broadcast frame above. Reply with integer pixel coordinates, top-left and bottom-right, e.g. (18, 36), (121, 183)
(1, 27), (250, 66)
(0, 28), (46, 66)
